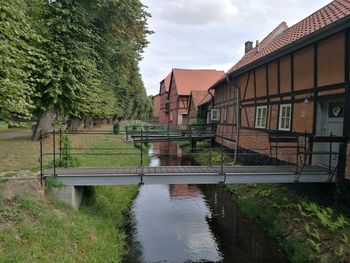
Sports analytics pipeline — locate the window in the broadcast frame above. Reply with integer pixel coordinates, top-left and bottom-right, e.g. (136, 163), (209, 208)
(279, 104), (292, 131)
(169, 112), (173, 121)
(223, 108), (227, 122)
(211, 109), (220, 121)
(255, 106), (267, 128)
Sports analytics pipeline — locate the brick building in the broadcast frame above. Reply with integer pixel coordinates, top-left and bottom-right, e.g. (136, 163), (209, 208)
(152, 94), (160, 122)
(210, 0), (350, 180)
(159, 73), (171, 124)
(188, 91), (209, 124)
(168, 69), (225, 126)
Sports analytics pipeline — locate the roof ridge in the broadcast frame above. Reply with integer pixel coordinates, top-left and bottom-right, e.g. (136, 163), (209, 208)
(173, 68), (225, 72)
(259, 21), (288, 47)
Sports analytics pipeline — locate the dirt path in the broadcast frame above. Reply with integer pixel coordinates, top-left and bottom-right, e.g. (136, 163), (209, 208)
(0, 129), (31, 140)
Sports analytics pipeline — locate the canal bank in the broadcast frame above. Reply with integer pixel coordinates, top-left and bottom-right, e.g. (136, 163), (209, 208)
(178, 141), (350, 263)
(124, 142), (289, 262)
(0, 132), (144, 262)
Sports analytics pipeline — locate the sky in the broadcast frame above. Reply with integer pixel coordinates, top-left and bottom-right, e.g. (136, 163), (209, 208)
(140, 0), (332, 96)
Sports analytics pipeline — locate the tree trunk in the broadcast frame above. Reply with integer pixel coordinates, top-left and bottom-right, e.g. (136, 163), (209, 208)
(32, 108), (56, 141)
(67, 117), (81, 133)
(84, 116), (93, 128)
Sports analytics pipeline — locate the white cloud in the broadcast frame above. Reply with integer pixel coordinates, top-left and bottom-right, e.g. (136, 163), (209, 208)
(156, 0), (239, 25)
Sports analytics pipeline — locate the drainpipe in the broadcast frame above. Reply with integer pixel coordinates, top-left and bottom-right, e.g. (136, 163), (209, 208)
(208, 87), (215, 123)
(208, 87), (216, 146)
(226, 76), (241, 164)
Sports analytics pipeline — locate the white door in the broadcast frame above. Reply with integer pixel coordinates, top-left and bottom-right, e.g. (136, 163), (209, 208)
(325, 101), (344, 167)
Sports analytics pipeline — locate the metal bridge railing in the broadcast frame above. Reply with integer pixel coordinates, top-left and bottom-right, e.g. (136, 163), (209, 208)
(39, 126), (348, 184)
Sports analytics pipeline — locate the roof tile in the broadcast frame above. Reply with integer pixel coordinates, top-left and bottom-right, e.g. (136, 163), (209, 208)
(172, 69), (225, 96)
(227, 0), (350, 74)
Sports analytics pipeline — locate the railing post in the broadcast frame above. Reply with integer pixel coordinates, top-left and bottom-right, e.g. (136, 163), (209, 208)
(126, 126), (129, 141)
(141, 128), (143, 166)
(209, 132), (212, 167)
(59, 128), (62, 165)
(53, 129), (56, 176)
(167, 125), (170, 143)
(329, 132), (333, 173)
(40, 133), (43, 185)
(221, 127), (224, 174)
(296, 135), (299, 174)
(304, 131), (307, 165)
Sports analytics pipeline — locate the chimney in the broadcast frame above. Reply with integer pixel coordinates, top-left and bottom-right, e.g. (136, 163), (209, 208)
(256, 40), (260, 52)
(245, 41), (253, 54)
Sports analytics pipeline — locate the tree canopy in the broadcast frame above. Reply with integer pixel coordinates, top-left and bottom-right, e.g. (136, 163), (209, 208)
(0, 0), (152, 130)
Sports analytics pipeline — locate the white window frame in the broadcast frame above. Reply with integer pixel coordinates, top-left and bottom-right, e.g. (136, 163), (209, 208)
(255, 105), (267, 129)
(211, 109), (220, 121)
(278, 104), (292, 131)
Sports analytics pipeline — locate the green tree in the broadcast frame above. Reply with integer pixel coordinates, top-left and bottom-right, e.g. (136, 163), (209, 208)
(0, 0), (45, 125)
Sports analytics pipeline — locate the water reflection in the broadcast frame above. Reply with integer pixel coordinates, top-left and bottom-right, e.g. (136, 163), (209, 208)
(125, 184), (222, 263)
(201, 185), (288, 262)
(124, 142), (289, 263)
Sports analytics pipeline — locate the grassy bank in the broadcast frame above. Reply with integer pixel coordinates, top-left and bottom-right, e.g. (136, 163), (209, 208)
(179, 141), (350, 263)
(0, 125), (147, 262)
(0, 182), (138, 262)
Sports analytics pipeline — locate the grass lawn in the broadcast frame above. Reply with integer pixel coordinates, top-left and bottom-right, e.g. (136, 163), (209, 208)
(0, 124), (147, 262)
(0, 121), (32, 132)
(0, 124), (146, 172)
(0, 121), (8, 131)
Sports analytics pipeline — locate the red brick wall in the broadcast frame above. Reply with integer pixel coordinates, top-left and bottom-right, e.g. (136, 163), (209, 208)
(159, 83), (169, 124)
(168, 78), (178, 125)
(152, 95), (160, 119)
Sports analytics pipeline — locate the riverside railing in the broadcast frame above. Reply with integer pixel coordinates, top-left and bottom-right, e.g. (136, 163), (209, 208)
(39, 127), (347, 184)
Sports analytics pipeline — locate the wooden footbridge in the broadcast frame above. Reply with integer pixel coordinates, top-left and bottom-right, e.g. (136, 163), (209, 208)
(39, 125), (345, 186)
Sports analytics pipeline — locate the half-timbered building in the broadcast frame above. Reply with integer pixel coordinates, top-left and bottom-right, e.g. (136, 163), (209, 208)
(210, 0), (350, 181)
(168, 69), (224, 126)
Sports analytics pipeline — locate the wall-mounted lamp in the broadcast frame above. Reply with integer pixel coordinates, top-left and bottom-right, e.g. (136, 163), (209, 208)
(301, 96), (310, 119)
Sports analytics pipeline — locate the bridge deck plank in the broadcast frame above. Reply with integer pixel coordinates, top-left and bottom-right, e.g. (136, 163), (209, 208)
(44, 165), (329, 176)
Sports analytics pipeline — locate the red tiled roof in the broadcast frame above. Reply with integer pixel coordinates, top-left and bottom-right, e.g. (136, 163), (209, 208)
(159, 73), (171, 94)
(163, 73), (171, 92)
(198, 93), (212, 107)
(227, 0), (350, 75)
(190, 91), (208, 109)
(172, 69), (225, 96)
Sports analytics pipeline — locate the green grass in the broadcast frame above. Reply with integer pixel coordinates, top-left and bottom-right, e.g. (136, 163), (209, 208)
(0, 121), (8, 131)
(0, 125), (147, 262)
(0, 186), (138, 262)
(225, 184), (350, 263)
(179, 140), (235, 166)
(0, 121), (32, 132)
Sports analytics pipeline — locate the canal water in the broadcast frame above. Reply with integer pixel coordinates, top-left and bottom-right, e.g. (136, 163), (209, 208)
(124, 142), (289, 263)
